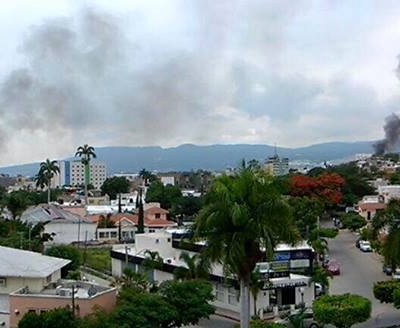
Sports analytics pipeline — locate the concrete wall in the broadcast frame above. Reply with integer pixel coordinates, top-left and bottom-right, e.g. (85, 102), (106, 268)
(9, 289), (116, 328)
(45, 222), (96, 244)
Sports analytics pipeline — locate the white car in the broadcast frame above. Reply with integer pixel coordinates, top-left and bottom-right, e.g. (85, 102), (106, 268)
(359, 240), (372, 252)
(393, 269), (400, 280)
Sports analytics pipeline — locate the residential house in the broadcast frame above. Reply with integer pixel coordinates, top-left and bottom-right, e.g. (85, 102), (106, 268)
(20, 204), (97, 245)
(378, 185), (400, 203)
(358, 195), (387, 220)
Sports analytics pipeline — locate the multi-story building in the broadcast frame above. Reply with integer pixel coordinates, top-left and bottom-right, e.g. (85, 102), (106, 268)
(51, 161), (107, 190)
(111, 231), (315, 320)
(264, 155), (289, 176)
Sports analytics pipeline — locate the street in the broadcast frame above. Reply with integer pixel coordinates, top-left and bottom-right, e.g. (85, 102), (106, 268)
(186, 315), (236, 328)
(329, 229), (400, 327)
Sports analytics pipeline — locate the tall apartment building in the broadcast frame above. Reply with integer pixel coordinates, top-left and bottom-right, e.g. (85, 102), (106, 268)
(264, 155), (289, 176)
(51, 161), (107, 189)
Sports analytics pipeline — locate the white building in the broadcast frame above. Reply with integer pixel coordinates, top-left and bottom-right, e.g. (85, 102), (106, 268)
(20, 204), (97, 245)
(160, 176), (175, 186)
(264, 155), (289, 176)
(51, 160), (107, 190)
(378, 185), (400, 203)
(111, 231), (315, 320)
(0, 246), (70, 328)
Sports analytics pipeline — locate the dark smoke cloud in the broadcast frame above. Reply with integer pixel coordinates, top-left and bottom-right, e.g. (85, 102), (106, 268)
(373, 113), (400, 155)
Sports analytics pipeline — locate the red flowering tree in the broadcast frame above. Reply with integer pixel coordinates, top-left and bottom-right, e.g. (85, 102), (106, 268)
(290, 173), (345, 206)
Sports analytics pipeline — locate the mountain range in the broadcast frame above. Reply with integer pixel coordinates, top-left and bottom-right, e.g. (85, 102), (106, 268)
(0, 141), (375, 177)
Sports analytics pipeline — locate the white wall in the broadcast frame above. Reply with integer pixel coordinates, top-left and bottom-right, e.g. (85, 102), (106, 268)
(45, 222), (96, 244)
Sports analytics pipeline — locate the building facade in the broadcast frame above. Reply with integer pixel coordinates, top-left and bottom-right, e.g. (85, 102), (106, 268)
(51, 161), (107, 190)
(111, 231), (315, 320)
(264, 156), (289, 176)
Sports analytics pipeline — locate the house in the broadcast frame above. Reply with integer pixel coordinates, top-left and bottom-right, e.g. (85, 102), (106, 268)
(0, 246), (70, 328)
(0, 246), (117, 328)
(111, 231), (315, 320)
(20, 204), (97, 245)
(358, 195), (386, 220)
(9, 281), (116, 328)
(89, 207), (177, 242)
(378, 185), (400, 203)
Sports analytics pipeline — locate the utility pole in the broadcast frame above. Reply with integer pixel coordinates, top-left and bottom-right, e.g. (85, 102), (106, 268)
(28, 226), (32, 251)
(83, 230), (88, 266)
(71, 284), (75, 317)
(125, 245), (131, 267)
(18, 232), (24, 249)
(77, 218), (81, 248)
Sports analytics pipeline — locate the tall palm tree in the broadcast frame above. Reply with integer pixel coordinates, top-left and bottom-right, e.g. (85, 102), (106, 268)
(195, 169), (298, 328)
(173, 252), (211, 280)
(35, 159), (60, 204)
(75, 144), (96, 205)
(249, 269), (264, 318)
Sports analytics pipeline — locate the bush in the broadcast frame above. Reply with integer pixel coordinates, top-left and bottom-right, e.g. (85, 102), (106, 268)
(373, 280), (400, 303)
(313, 294), (371, 328)
(394, 288), (400, 309)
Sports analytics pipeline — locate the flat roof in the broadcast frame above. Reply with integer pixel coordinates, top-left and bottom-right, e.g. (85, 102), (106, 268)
(0, 246), (70, 278)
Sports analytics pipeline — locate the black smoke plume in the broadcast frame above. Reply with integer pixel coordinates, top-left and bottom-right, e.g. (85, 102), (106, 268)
(373, 113), (400, 155)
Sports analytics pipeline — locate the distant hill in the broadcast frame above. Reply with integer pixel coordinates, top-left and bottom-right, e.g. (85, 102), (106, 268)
(0, 141), (375, 177)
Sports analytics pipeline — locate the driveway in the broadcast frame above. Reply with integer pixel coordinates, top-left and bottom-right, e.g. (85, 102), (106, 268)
(329, 229), (400, 327)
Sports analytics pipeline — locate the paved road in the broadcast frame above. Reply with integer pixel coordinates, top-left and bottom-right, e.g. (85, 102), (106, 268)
(186, 315), (236, 328)
(329, 230), (400, 328)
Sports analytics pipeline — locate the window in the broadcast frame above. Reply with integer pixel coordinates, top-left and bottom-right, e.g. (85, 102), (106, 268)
(28, 309), (36, 313)
(110, 231), (117, 238)
(0, 277), (6, 287)
(46, 274), (52, 283)
(228, 287), (239, 305)
(215, 283), (225, 302)
(155, 213), (161, 219)
(99, 232), (106, 238)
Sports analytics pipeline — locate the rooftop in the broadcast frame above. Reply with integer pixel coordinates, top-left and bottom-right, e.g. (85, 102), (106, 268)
(12, 280), (115, 299)
(0, 246), (70, 278)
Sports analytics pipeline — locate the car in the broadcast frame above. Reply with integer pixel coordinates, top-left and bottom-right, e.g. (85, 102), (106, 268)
(315, 283), (325, 297)
(355, 238), (361, 248)
(383, 264), (393, 276)
(327, 260), (340, 275)
(359, 240), (372, 252)
(275, 308), (320, 328)
(393, 269), (400, 280)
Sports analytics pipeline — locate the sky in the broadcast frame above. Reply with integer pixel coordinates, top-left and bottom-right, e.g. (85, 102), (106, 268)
(1, 0), (400, 166)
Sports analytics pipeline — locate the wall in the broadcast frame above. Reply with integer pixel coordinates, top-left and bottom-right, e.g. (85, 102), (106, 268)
(9, 289), (116, 328)
(45, 222), (96, 244)
(0, 278), (44, 295)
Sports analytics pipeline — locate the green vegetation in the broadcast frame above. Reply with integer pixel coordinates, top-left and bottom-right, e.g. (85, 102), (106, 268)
(75, 144), (96, 204)
(195, 169), (298, 328)
(35, 159), (60, 204)
(85, 248), (112, 273)
(18, 308), (78, 328)
(341, 213), (367, 231)
(313, 294), (371, 328)
(373, 280), (400, 303)
(100, 177), (130, 200)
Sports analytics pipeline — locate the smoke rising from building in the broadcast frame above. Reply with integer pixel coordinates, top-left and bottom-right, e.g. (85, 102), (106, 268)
(373, 113), (400, 155)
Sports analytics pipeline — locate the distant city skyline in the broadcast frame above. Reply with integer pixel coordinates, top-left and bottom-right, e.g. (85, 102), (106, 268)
(0, 1), (399, 166)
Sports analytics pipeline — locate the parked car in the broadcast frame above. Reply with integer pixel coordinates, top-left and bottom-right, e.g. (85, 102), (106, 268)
(383, 264), (393, 276)
(327, 260), (341, 275)
(275, 308), (320, 328)
(355, 238), (361, 248)
(393, 269), (400, 280)
(314, 283), (326, 298)
(359, 240), (372, 252)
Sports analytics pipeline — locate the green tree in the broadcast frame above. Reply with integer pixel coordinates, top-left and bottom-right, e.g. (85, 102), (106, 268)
(158, 279), (214, 327)
(137, 188), (144, 234)
(35, 159), (60, 204)
(373, 200), (400, 270)
(312, 265), (332, 291)
(173, 252), (211, 280)
(100, 177), (130, 200)
(373, 280), (400, 303)
(46, 245), (82, 273)
(313, 294), (371, 328)
(18, 308), (78, 328)
(195, 169), (298, 328)
(139, 169), (155, 186)
(97, 214), (115, 228)
(5, 192), (28, 220)
(75, 144), (96, 205)
(341, 213), (367, 231)
(145, 180), (182, 210)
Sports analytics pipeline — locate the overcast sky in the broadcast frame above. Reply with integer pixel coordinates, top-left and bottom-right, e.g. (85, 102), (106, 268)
(0, 0), (400, 166)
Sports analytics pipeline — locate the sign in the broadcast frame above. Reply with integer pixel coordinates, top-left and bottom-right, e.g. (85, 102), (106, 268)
(274, 252), (291, 261)
(290, 259), (310, 269)
(270, 261), (289, 272)
(291, 250), (310, 260)
(255, 262), (270, 273)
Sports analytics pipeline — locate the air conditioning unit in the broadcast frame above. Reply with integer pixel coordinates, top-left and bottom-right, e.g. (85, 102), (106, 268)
(164, 258), (174, 264)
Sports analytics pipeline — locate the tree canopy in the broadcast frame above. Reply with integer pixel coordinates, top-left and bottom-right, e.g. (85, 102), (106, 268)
(100, 177), (130, 200)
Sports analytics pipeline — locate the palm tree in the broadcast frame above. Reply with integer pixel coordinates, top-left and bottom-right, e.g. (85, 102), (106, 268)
(195, 169), (298, 328)
(97, 213), (114, 228)
(75, 144), (96, 205)
(173, 252), (211, 280)
(142, 250), (164, 271)
(35, 159), (60, 203)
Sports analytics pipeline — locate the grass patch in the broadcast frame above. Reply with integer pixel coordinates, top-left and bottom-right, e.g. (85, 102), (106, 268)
(83, 247), (112, 273)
